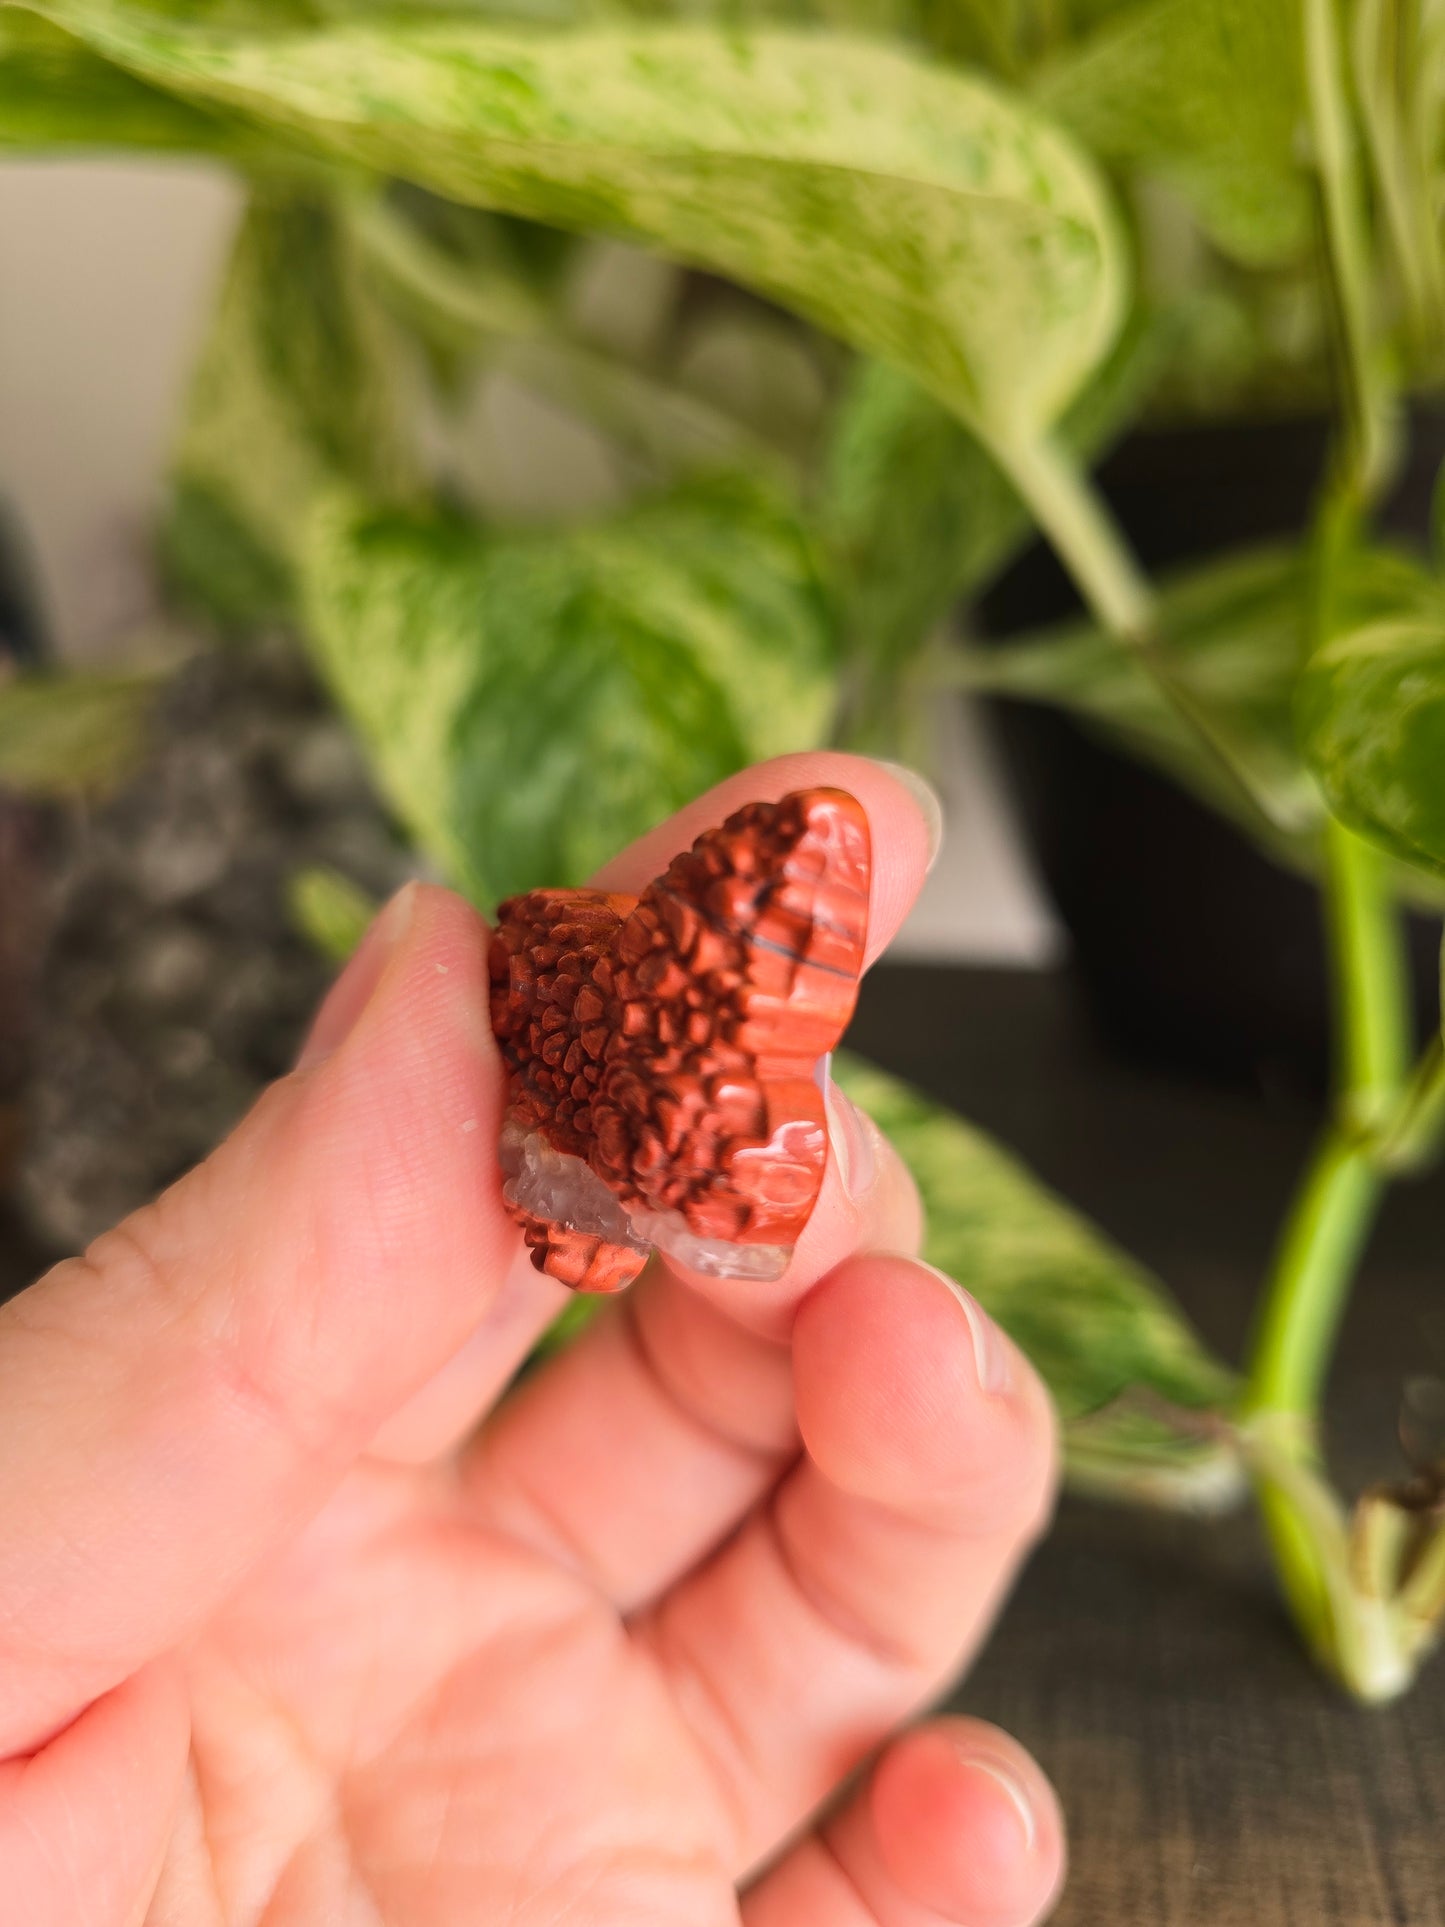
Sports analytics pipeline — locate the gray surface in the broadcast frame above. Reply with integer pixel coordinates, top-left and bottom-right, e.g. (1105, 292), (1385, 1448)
(846, 967), (1445, 1927)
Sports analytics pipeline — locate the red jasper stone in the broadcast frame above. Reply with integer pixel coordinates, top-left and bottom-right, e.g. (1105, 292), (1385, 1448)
(489, 788), (871, 1293)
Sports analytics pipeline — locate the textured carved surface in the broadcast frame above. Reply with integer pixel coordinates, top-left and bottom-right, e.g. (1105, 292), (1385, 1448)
(489, 789), (871, 1291)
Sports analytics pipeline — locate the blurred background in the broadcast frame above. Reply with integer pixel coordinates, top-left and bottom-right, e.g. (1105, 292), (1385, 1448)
(0, 159), (1055, 960)
(3, 7), (1445, 1919)
(0, 154), (1069, 1261)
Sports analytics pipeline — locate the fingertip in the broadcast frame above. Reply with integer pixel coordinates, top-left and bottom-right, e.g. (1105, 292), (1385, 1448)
(791, 1255), (1057, 1533)
(295, 881), (419, 1070)
(298, 882), (502, 1188)
(871, 758), (944, 872)
(298, 880), (495, 1070)
(871, 1720), (1066, 1926)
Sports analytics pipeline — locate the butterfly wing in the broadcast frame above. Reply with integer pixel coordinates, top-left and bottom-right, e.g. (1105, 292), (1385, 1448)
(489, 789), (872, 1291)
(595, 788), (871, 1255)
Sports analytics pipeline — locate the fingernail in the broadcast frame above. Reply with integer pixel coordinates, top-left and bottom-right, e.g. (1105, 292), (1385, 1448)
(872, 760), (944, 873)
(824, 1074), (878, 1201)
(295, 882), (417, 1069)
(951, 1746), (1038, 1854)
(920, 1263), (1012, 1397)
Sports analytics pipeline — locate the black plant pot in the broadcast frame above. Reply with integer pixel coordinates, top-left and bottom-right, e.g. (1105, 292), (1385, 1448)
(978, 409), (1445, 1092)
(0, 503), (51, 1201)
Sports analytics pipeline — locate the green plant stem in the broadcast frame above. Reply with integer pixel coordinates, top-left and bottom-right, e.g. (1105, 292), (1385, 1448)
(345, 193), (797, 481)
(1324, 817), (1413, 1130)
(993, 430), (1299, 838)
(1244, 1130), (1383, 1431)
(1241, 1426), (1412, 1699)
(1305, 0), (1394, 501)
(1241, 1137), (1388, 1690)
(1353, 0), (1445, 353)
(989, 430), (1154, 642)
(1241, 819), (1414, 1693)
(1376, 1035), (1445, 1174)
(1245, 822), (1407, 1427)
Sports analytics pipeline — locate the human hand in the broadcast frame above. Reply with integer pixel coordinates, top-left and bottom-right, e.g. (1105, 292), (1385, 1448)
(0, 753), (1063, 1927)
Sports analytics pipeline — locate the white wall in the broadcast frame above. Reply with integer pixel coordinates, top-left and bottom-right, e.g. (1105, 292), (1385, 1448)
(0, 159), (1058, 963)
(0, 160), (241, 655)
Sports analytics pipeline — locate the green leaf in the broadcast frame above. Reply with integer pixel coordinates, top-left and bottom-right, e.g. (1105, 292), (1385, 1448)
(0, 669), (159, 796)
(165, 193), (417, 622)
(821, 309), (1163, 744)
(1353, 0), (1445, 359)
(833, 1052), (1244, 1508)
(298, 476), (836, 905)
(958, 544), (1324, 848)
(1037, 0), (1312, 268)
(345, 193), (789, 485)
(26, 7), (1128, 452)
(1302, 0), (1390, 499)
(0, 13), (283, 157)
(823, 360), (1023, 715)
(162, 477), (297, 631)
(287, 864), (378, 961)
(1296, 589), (1445, 880)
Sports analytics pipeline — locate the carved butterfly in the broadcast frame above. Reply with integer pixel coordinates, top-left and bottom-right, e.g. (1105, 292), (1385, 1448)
(488, 789), (871, 1292)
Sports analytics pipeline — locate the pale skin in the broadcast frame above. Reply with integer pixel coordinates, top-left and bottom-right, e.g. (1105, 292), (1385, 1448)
(0, 752), (1065, 1927)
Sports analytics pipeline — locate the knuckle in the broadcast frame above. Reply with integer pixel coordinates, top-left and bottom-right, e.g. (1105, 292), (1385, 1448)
(73, 1199), (194, 1331)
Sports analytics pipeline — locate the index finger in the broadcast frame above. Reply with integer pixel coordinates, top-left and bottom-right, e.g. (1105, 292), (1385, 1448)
(0, 886), (513, 1757)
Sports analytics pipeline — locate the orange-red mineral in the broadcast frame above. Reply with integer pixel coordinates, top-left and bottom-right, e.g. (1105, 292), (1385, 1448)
(488, 788), (871, 1292)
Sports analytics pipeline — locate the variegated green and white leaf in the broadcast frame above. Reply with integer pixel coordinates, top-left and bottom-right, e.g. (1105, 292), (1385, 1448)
(1297, 596), (1445, 880)
(164, 193), (417, 626)
(0, 12), (279, 157)
(834, 1052), (1244, 1509)
(23, 5), (1128, 453)
(299, 477), (836, 905)
(957, 544), (1323, 849)
(1037, 0), (1311, 267)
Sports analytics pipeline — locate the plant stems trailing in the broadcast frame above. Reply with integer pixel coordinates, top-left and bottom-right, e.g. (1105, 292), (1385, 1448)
(1304, 0), (1396, 500)
(345, 195), (799, 483)
(1324, 819), (1413, 1132)
(998, 393), (1445, 1699)
(988, 430), (1155, 642)
(1376, 1036), (1445, 1175)
(991, 431), (1313, 844)
(945, 0), (1443, 1699)
(1243, 1122), (1385, 1435)
(1171, 0), (1444, 1701)
(1232, 824), (1404, 1694)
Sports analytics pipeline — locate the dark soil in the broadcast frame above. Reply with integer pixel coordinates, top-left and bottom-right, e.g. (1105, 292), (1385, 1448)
(14, 639), (415, 1255)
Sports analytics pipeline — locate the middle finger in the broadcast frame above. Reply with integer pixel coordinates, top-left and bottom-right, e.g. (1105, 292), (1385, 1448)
(637, 1253), (1058, 1875)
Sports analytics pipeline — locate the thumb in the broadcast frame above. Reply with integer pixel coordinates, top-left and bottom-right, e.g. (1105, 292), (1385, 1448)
(0, 884), (515, 1757)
